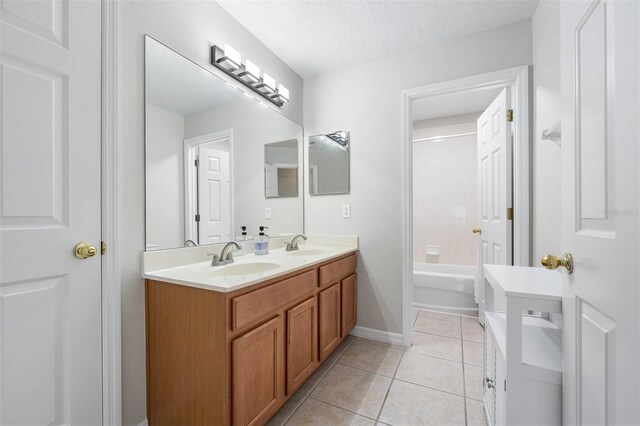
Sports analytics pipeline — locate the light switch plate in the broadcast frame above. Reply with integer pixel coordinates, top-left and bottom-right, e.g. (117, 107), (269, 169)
(265, 207), (272, 219)
(342, 204), (351, 219)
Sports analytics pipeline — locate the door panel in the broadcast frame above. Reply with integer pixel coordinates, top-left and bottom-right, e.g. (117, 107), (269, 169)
(198, 146), (231, 243)
(287, 297), (318, 394)
(477, 88), (513, 323)
(232, 316), (285, 426)
(318, 283), (341, 361)
(341, 274), (356, 337)
(560, 0), (639, 424)
(0, 0), (102, 424)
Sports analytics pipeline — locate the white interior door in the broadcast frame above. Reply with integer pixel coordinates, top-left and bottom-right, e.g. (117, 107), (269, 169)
(560, 0), (640, 424)
(0, 0), (103, 425)
(476, 88), (513, 322)
(198, 146), (232, 244)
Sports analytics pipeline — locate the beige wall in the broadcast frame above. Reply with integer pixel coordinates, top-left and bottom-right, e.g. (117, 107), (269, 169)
(412, 120), (479, 265)
(532, 0), (562, 264)
(117, 2), (303, 424)
(303, 20), (533, 335)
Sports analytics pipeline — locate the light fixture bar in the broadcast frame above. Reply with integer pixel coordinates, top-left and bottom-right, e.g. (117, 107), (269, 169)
(210, 45), (289, 107)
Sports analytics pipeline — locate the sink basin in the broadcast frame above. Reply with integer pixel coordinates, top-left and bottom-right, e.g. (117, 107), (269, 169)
(211, 261), (281, 276)
(290, 249), (330, 256)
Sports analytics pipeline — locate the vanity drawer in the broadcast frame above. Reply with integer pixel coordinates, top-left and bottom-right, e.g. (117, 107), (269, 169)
(319, 254), (356, 287)
(231, 270), (317, 331)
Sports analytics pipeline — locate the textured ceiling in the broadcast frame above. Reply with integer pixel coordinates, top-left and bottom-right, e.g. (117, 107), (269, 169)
(218, 0), (538, 78)
(146, 37), (241, 115)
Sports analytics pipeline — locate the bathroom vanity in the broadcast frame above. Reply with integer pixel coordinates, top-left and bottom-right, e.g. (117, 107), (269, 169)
(143, 239), (357, 425)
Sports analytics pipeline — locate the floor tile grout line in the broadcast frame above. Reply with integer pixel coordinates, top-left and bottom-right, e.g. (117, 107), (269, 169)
(298, 336), (356, 397)
(413, 328), (462, 341)
(333, 360), (398, 379)
(375, 346), (407, 423)
(280, 394), (307, 426)
(407, 342), (464, 365)
(305, 394), (379, 422)
(460, 316), (469, 426)
(390, 376), (483, 402)
(414, 325), (483, 344)
(283, 337), (357, 425)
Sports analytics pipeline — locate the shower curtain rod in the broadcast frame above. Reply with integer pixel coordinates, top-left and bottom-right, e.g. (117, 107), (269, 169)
(412, 131), (477, 143)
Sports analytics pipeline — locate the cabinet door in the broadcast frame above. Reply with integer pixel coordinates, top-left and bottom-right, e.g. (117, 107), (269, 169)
(318, 283), (341, 361)
(341, 274), (357, 337)
(495, 349), (506, 426)
(484, 323), (495, 426)
(232, 316), (285, 426)
(287, 297), (318, 394)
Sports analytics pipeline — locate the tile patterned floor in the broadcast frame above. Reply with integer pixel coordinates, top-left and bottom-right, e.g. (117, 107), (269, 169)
(268, 309), (487, 426)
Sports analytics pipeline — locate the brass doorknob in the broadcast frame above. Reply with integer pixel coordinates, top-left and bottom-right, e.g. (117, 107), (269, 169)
(74, 243), (97, 259)
(472, 227), (482, 234)
(540, 253), (573, 274)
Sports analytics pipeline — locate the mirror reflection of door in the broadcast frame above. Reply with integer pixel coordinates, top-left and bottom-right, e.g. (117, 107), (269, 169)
(264, 139), (299, 198)
(196, 145), (231, 244)
(184, 130), (233, 245)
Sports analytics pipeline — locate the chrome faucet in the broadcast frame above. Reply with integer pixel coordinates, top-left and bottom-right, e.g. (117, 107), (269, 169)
(209, 241), (241, 266)
(184, 239), (198, 247)
(286, 234), (307, 252)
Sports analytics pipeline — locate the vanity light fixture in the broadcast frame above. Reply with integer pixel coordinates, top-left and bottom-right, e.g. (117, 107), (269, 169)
(256, 73), (276, 95)
(210, 44), (289, 107)
(238, 59), (260, 84)
(272, 84), (289, 103)
(212, 43), (241, 71)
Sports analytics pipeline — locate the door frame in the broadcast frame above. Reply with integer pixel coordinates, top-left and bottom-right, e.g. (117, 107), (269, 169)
(400, 65), (531, 347)
(101, 0), (121, 423)
(184, 129), (235, 244)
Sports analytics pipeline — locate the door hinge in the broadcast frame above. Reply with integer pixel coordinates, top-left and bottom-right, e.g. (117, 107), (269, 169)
(101, 241), (106, 255)
(506, 109), (514, 122)
(194, 159), (200, 167)
(504, 379), (507, 391)
(195, 214), (200, 222)
(506, 207), (513, 220)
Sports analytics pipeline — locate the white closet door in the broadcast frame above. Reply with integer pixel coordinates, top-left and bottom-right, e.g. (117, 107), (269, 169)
(0, 0), (103, 424)
(560, 0), (640, 424)
(476, 88), (513, 323)
(198, 146), (232, 244)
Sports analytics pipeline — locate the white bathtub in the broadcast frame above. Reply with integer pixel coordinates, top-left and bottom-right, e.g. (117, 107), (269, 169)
(413, 261), (478, 317)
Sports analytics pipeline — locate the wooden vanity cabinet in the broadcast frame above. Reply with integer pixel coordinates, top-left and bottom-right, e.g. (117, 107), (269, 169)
(318, 283), (341, 361)
(341, 273), (357, 337)
(286, 297), (318, 394)
(232, 316), (285, 425)
(145, 253), (357, 426)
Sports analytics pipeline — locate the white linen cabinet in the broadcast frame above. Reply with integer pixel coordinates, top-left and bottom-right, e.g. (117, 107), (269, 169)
(482, 265), (563, 426)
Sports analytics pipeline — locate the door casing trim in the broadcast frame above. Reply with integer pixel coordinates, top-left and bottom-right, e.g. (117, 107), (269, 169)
(400, 65), (531, 347)
(102, 0), (121, 423)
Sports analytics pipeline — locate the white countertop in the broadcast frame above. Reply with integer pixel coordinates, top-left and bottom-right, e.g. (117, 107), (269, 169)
(483, 264), (562, 301)
(142, 235), (358, 293)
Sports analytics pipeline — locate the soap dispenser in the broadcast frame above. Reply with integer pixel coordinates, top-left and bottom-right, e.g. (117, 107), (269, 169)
(254, 226), (270, 256)
(236, 226), (253, 255)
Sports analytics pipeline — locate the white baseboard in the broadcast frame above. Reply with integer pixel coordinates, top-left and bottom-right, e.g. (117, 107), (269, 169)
(350, 325), (404, 346)
(137, 419), (148, 426)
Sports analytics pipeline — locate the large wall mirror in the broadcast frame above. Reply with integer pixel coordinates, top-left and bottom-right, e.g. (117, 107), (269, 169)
(308, 131), (350, 195)
(145, 36), (304, 251)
